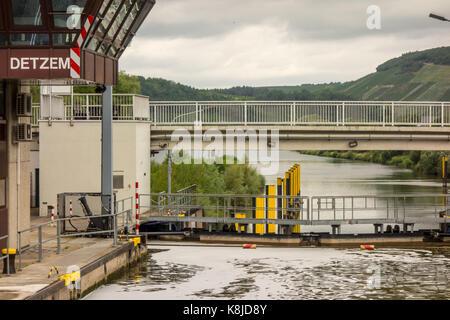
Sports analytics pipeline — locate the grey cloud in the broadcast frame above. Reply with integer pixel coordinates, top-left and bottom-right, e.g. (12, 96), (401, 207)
(137, 0), (449, 41)
(122, 0), (450, 88)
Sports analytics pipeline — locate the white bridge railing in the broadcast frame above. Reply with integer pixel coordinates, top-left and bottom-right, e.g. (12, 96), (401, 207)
(149, 101), (450, 127)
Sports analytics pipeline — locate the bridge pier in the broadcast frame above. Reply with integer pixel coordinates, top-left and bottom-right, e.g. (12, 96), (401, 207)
(374, 224), (383, 234)
(331, 225), (341, 235)
(403, 223), (414, 233)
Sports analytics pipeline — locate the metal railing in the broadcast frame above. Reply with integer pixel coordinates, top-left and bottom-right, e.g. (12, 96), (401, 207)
(141, 192), (307, 226)
(31, 103), (40, 127)
(35, 94), (150, 122)
(17, 197), (135, 270)
(0, 235), (10, 275)
(311, 194), (450, 223)
(141, 193), (449, 228)
(149, 101), (450, 127)
(147, 185), (198, 214)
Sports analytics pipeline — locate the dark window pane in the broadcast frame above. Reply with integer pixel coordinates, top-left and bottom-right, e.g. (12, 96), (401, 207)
(0, 82), (4, 118)
(0, 34), (7, 46)
(53, 15), (71, 28)
(98, 42), (109, 54)
(53, 33), (76, 46)
(11, 33), (49, 46)
(122, 1), (151, 49)
(98, 0), (121, 38)
(116, 0), (144, 44)
(99, 0), (113, 17)
(87, 36), (100, 51)
(107, 0), (136, 41)
(11, 0), (42, 26)
(107, 45), (117, 57)
(113, 175), (124, 189)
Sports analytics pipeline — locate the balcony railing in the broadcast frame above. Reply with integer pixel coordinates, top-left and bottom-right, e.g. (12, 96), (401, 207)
(34, 94), (150, 125)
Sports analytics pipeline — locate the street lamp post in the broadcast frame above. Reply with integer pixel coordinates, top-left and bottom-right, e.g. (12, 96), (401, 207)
(429, 13), (449, 22)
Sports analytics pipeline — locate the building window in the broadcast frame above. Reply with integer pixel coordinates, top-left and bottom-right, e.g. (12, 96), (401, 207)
(10, 33), (49, 46)
(0, 179), (5, 208)
(53, 33), (76, 46)
(0, 34), (6, 47)
(11, 0), (42, 26)
(113, 175), (124, 189)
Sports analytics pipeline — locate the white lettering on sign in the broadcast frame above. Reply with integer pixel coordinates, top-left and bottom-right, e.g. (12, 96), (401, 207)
(9, 57), (71, 71)
(10, 58), (20, 70)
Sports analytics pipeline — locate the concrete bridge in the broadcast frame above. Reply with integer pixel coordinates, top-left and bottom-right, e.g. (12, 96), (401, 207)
(149, 101), (450, 151)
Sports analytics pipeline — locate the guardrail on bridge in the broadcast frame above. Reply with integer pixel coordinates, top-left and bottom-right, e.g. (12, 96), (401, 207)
(149, 101), (450, 127)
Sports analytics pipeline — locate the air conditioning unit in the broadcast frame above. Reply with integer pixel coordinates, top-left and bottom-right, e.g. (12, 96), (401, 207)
(15, 123), (32, 142)
(16, 93), (32, 117)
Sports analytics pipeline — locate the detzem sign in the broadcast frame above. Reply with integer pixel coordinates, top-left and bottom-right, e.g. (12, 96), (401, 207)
(0, 49), (71, 79)
(10, 57), (70, 71)
(0, 48), (118, 84)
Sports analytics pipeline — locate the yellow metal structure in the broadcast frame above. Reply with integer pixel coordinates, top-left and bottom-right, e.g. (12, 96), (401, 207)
(1, 249), (16, 255)
(292, 164), (301, 233)
(254, 197), (265, 234)
(267, 185), (276, 233)
(234, 213), (246, 232)
(282, 177), (287, 217)
(59, 271), (81, 287)
(129, 237), (141, 247)
(251, 163), (302, 235)
(443, 156), (448, 179)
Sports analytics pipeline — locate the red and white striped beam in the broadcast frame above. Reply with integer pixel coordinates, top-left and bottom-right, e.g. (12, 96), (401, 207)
(136, 182), (140, 235)
(70, 15), (94, 79)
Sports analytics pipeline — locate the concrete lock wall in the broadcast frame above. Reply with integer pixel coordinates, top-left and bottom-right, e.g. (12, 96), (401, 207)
(27, 241), (147, 300)
(39, 121), (151, 217)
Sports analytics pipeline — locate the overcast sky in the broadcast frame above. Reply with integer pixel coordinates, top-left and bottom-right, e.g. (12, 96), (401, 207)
(120, 0), (449, 89)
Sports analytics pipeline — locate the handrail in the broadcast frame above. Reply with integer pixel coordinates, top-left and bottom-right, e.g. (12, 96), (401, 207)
(150, 100), (450, 127)
(17, 200), (136, 270)
(0, 234), (10, 275)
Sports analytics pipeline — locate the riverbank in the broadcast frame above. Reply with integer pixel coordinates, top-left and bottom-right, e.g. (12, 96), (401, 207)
(299, 150), (443, 177)
(0, 217), (147, 300)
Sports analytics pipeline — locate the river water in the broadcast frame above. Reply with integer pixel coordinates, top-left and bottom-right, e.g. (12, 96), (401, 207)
(84, 152), (449, 300)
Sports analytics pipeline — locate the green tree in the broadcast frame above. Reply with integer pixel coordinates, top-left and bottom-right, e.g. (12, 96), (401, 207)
(114, 71), (141, 94)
